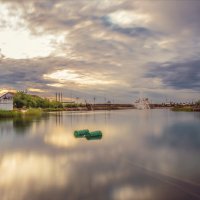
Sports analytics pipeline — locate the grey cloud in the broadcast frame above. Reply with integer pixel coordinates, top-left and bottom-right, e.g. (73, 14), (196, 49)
(113, 26), (153, 38)
(136, 0), (200, 35)
(0, 58), (62, 91)
(0, 57), (129, 100)
(146, 60), (200, 90)
(101, 16), (155, 38)
(0, 0), (200, 101)
(0, 0), (133, 35)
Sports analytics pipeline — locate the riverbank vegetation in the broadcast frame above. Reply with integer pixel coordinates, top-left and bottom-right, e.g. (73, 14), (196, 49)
(0, 92), (86, 117)
(43, 108), (64, 112)
(0, 108), (42, 118)
(171, 106), (193, 112)
(172, 100), (200, 112)
(64, 103), (84, 108)
(14, 92), (63, 109)
(196, 100), (200, 107)
(0, 110), (21, 118)
(25, 108), (43, 116)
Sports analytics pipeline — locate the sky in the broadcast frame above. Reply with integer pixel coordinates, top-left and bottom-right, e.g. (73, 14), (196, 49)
(0, 0), (200, 103)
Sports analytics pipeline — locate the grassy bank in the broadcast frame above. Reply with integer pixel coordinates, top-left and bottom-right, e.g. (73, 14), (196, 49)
(25, 108), (43, 116)
(171, 106), (194, 112)
(0, 108), (43, 118)
(43, 108), (65, 112)
(0, 110), (21, 118)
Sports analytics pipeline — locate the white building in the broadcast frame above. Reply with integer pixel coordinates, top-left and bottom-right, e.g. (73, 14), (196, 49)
(0, 92), (15, 110)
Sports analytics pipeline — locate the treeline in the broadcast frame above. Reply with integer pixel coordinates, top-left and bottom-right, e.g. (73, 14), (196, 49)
(14, 92), (63, 109)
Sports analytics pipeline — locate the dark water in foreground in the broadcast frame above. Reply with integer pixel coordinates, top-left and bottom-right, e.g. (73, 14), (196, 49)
(0, 109), (200, 200)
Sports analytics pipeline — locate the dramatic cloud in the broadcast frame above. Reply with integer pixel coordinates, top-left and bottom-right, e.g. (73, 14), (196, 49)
(0, 0), (200, 102)
(146, 60), (200, 90)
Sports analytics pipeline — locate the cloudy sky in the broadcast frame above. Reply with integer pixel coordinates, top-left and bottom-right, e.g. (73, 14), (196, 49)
(0, 0), (200, 103)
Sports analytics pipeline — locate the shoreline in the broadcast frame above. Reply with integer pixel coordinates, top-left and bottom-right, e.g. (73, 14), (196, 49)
(0, 108), (43, 118)
(1, 105), (200, 118)
(171, 106), (200, 112)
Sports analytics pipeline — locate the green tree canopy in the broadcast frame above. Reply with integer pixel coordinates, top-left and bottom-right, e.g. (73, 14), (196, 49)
(13, 92), (63, 109)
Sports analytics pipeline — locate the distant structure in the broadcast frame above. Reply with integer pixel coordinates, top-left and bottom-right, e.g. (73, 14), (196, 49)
(0, 92), (15, 110)
(134, 98), (150, 109)
(56, 92), (63, 102)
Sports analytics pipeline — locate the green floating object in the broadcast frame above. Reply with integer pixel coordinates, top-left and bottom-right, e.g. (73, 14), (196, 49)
(86, 135), (102, 140)
(74, 129), (90, 138)
(86, 130), (103, 140)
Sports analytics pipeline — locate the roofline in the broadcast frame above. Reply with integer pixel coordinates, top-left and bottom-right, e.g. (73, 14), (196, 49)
(0, 92), (16, 98)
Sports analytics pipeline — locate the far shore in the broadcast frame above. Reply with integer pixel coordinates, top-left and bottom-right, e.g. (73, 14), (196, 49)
(171, 106), (200, 112)
(1, 92), (199, 117)
(1, 104), (200, 118)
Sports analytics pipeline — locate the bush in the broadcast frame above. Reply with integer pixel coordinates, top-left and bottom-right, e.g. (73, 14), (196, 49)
(0, 110), (21, 118)
(0, 109), (43, 118)
(64, 103), (84, 108)
(25, 108), (42, 116)
(43, 108), (64, 112)
(196, 100), (200, 107)
(171, 106), (193, 112)
(13, 92), (63, 109)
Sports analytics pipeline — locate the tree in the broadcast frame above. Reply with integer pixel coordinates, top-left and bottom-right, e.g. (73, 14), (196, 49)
(196, 100), (200, 107)
(13, 92), (63, 109)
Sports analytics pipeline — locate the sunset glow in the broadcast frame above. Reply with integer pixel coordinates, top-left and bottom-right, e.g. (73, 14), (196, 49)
(44, 69), (116, 86)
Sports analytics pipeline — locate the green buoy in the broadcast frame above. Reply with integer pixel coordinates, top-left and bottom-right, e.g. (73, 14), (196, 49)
(86, 130), (102, 140)
(74, 129), (90, 138)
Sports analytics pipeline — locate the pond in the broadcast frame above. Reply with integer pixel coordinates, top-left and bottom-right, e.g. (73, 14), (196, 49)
(0, 109), (200, 200)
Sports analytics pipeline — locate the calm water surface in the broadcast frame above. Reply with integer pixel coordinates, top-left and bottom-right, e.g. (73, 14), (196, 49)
(0, 109), (200, 200)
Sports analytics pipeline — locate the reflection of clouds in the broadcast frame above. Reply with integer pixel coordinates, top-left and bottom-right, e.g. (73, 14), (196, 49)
(112, 185), (152, 200)
(93, 170), (130, 186)
(0, 153), (70, 200)
(143, 119), (200, 187)
(44, 127), (77, 148)
(148, 122), (200, 149)
(1, 110), (200, 199)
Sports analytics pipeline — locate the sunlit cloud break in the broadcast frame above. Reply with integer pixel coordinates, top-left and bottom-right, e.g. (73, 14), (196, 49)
(44, 69), (116, 86)
(107, 10), (151, 28)
(0, 4), (67, 59)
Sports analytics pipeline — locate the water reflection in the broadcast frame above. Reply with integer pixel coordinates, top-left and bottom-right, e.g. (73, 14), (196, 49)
(0, 153), (70, 200)
(13, 116), (39, 134)
(0, 110), (200, 200)
(85, 136), (102, 141)
(148, 122), (200, 149)
(0, 115), (44, 135)
(194, 112), (200, 120)
(44, 126), (77, 148)
(0, 119), (14, 135)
